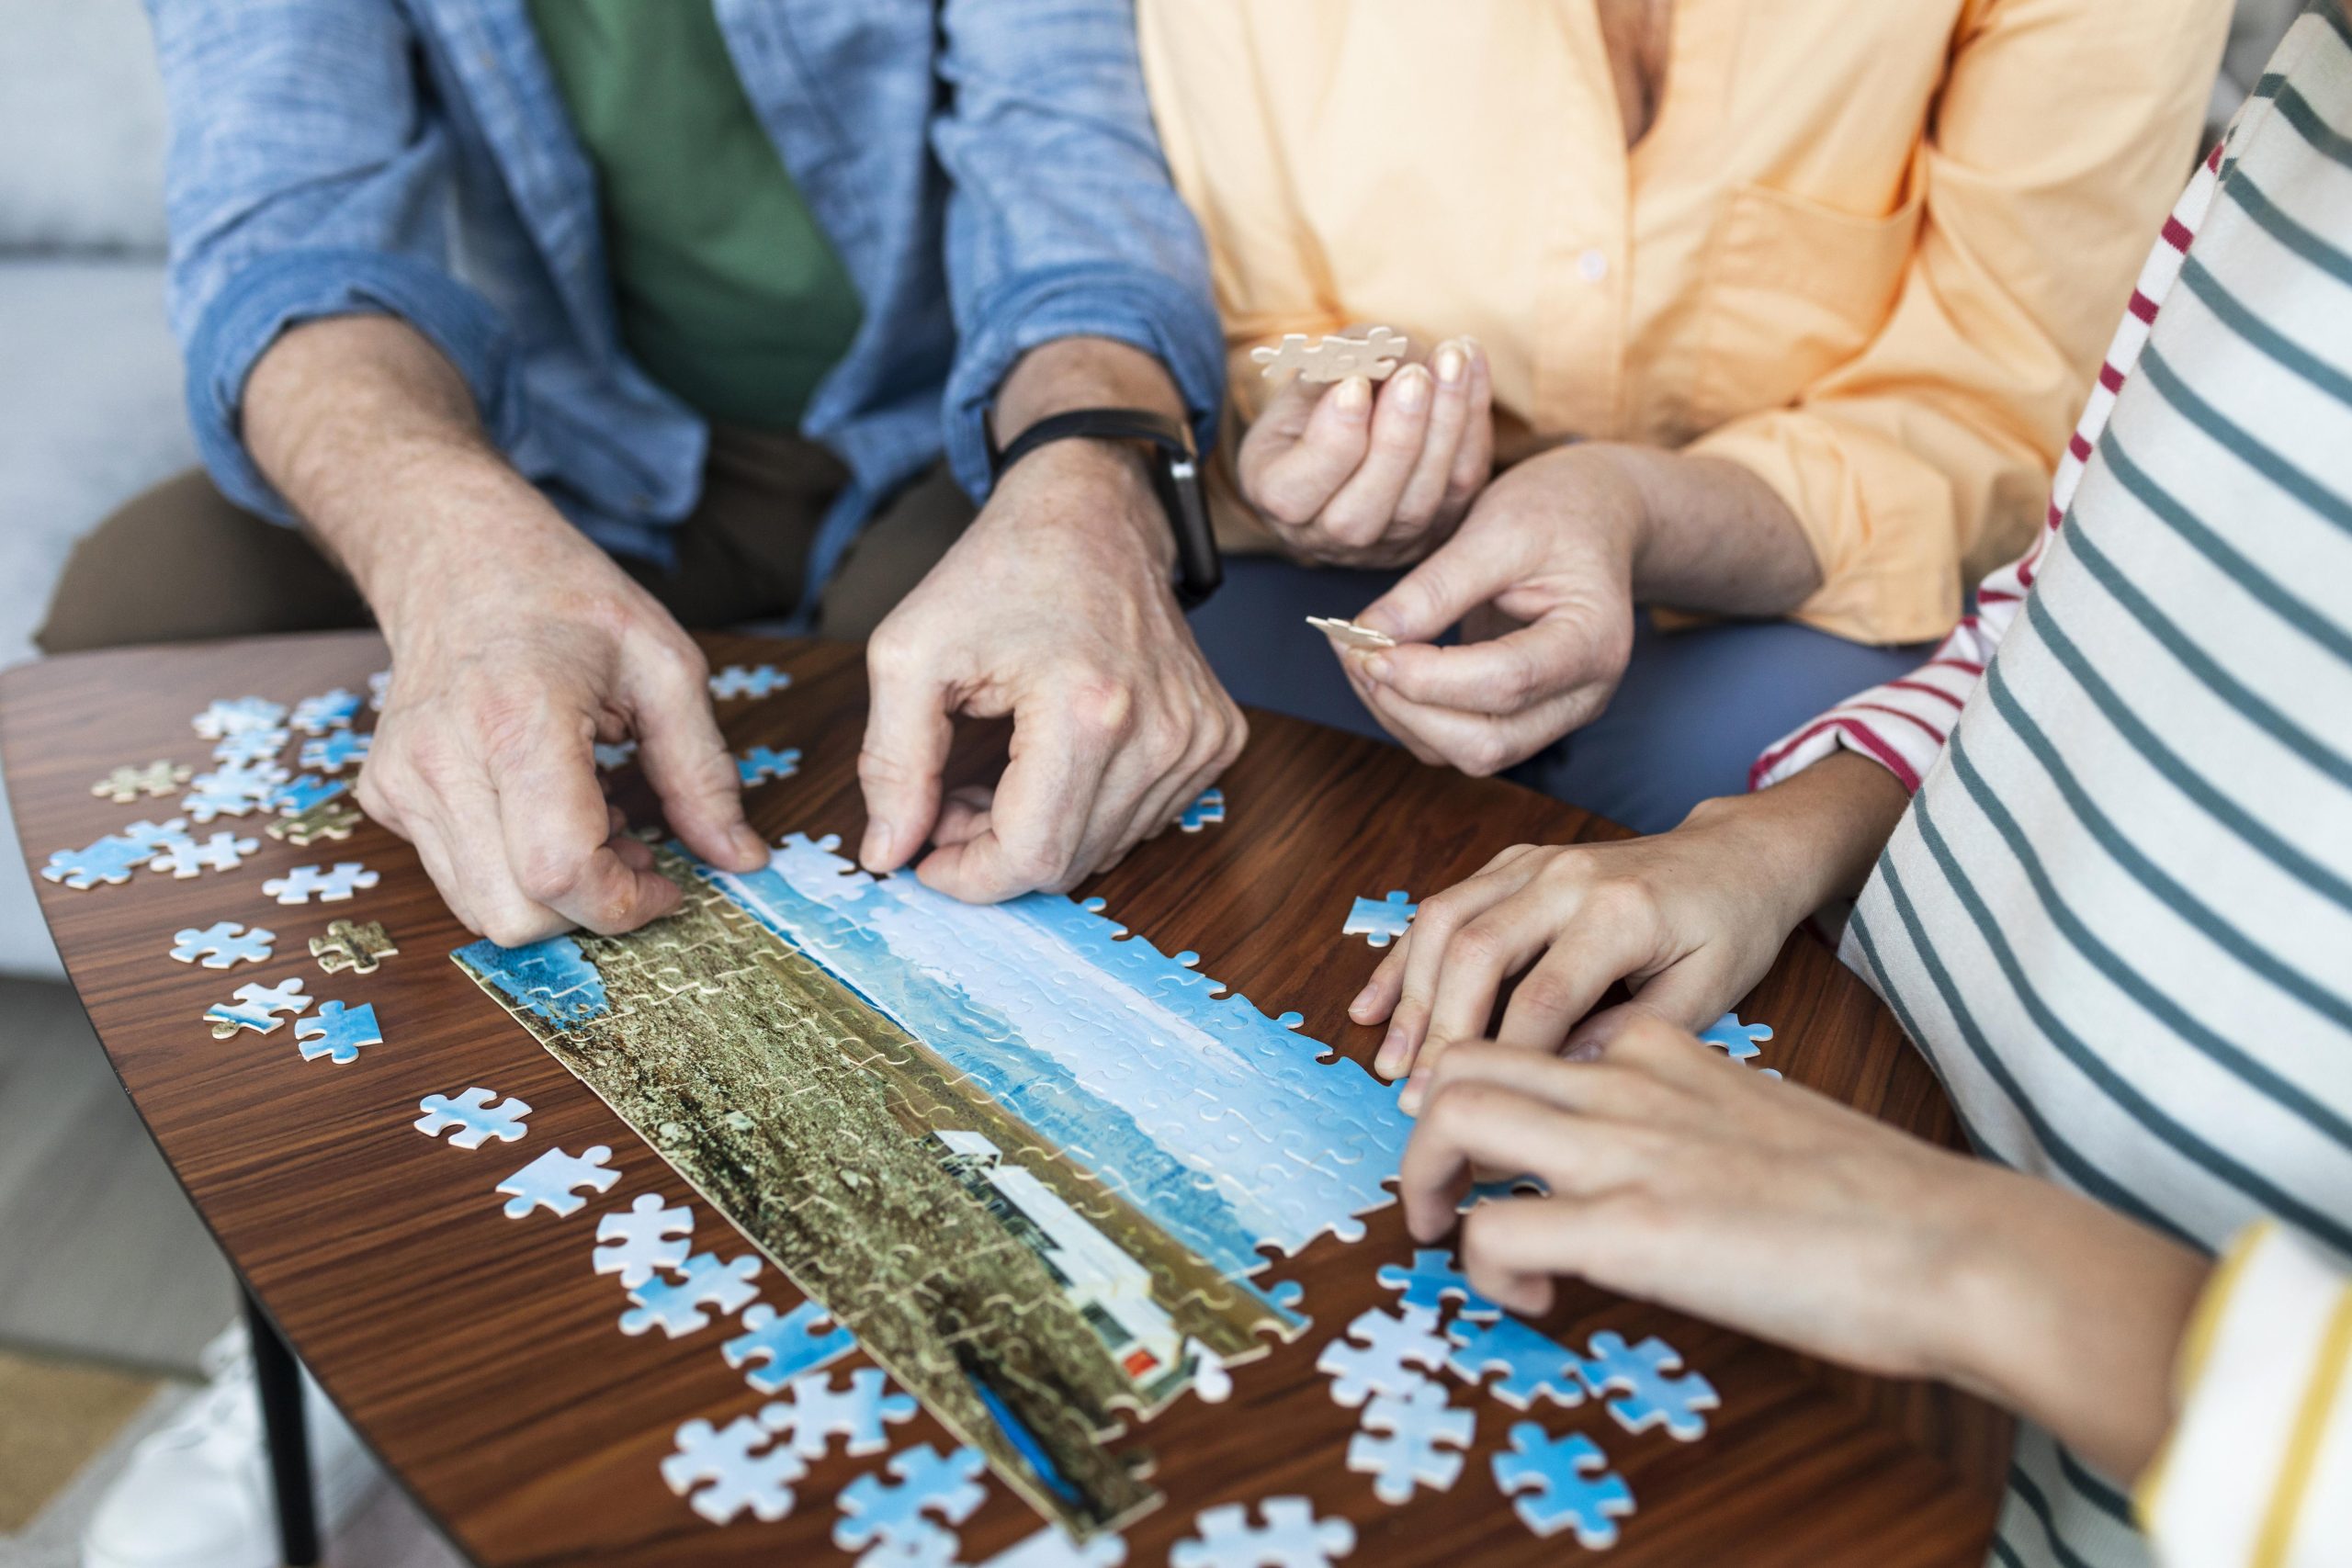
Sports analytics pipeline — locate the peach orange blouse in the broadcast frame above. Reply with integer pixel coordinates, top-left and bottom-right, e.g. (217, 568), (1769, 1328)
(1136, 0), (2227, 642)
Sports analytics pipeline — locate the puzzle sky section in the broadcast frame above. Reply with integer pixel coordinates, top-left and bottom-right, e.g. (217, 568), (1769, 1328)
(452, 837), (1411, 1536)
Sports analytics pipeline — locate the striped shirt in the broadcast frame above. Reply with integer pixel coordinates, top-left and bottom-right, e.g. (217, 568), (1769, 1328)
(1753, 7), (2352, 1564)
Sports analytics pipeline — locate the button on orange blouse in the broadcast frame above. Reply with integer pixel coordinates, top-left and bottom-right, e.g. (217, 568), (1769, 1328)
(1136, 0), (2227, 643)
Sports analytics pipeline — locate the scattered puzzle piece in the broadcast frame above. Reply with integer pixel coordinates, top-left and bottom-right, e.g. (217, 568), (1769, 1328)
(833, 1443), (988, 1551)
(1171, 1498), (1354, 1568)
(269, 773), (346, 816)
(594, 1193), (694, 1287)
(710, 663), (791, 700)
(289, 687), (363, 735)
(760, 1368), (918, 1460)
(856, 1521), (961, 1568)
(205, 976), (310, 1039)
(293, 999), (382, 1065)
(594, 739), (639, 770)
(1577, 1331), (1718, 1441)
(311, 919), (398, 975)
(300, 730), (371, 773)
(43, 835), (158, 890)
(368, 670), (390, 711)
(1348, 1379), (1475, 1504)
(979, 1524), (1128, 1568)
(269, 800), (363, 847)
(1342, 891), (1416, 948)
(1375, 1248), (1501, 1322)
(1317, 1305), (1449, 1408)
(1492, 1424), (1634, 1547)
(724, 1299), (856, 1393)
(1250, 327), (1408, 384)
(1699, 1012), (1773, 1063)
(1304, 616), (1397, 652)
(192, 696), (287, 739)
(171, 921), (276, 968)
(497, 1145), (620, 1218)
(1177, 787), (1226, 832)
(211, 728), (290, 769)
(1445, 1314), (1586, 1410)
(414, 1086), (531, 1148)
(92, 761), (189, 803)
(662, 1415), (805, 1525)
(737, 746), (801, 786)
(621, 1251), (763, 1337)
(264, 863), (379, 905)
(148, 831), (259, 879)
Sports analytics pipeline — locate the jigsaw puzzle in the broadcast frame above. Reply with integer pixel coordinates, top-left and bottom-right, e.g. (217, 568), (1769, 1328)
(834, 1443), (989, 1551)
(1578, 1331), (1718, 1440)
(268, 798), (363, 847)
(1177, 788), (1225, 832)
(725, 1300), (857, 1393)
(1304, 617), (1397, 652)
(621, 1251), (763, 1337)
(737, 746), (801, 786)
(662, 1415), (805, 1525)
(980, 1525), (1128, 1567)
(265, 863), (379, 905)
(205, 976), (310, 1039)
(1170, 1498), (1354, 1568)
(148, 831), (258, 878)
(594, 1193), (694, 1287)
(289, 687), (363, 734)
(1347, 1379), (1475, 1504)
(1491, 1424), (1634, 1547)
(299, 730), (371, 773)
(294, 999), (382, 1065)
(1375, 1248), (1500, 1322)
(1342, 891), (1417, 948)
(368, 671), (390, 711)
(171, 921), (275, 968)
(1445, 1314), (1586, 1410)
(269, 774), (346, 816)
(92, 761), (189, 803)
(1250, 327), (1408, 383)
(44, 821), (183, 890)
(497, 1145), (620, 1218)
(192, 696), (287, 739)
(311, 919), (398, 975)
(761, 1368), (918, 1459)
(1316, 1305), (1449, 1408)
(594, 739), (639, 770)
(1699, 1013), (1772, 1062)
(452, 830), (1410, 1534)
(210, 728), (289, 769)
(710, 663), (791, 699)
(415, 1087), (531, 1148)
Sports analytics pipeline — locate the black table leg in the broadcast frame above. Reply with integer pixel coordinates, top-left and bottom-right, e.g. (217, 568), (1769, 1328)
(243, 1287), (320, 1566)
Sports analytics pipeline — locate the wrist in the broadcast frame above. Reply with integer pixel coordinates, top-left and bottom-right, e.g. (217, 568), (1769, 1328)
(983, 436), (1177, 577)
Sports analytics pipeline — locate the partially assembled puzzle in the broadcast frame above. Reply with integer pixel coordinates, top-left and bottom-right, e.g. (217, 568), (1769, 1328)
(453, 832), (1414, 1535)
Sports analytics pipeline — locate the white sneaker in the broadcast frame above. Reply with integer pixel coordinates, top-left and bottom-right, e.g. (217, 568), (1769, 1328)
(82, 1323), (383, 1568)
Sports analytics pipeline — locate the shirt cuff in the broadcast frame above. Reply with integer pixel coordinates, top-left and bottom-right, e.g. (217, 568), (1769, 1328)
(1685, 412), (1966, 647)
(942, 262), (1227, 502)
(183, 247), (526, 523)
(2136, 1221), (2352, 1566)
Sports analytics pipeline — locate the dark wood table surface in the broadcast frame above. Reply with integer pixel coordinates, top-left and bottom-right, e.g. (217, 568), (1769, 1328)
(2, 632), (2005, 1566)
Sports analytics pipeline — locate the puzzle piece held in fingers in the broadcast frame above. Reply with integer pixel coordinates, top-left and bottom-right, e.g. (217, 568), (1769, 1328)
(1250, 326), (1408, 384)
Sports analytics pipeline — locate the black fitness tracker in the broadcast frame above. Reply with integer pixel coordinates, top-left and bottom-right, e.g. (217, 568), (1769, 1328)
(988, 406), (1222, 608)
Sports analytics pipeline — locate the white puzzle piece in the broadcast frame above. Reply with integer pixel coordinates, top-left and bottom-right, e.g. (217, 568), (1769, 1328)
(414, 1087), (532, 1148)
(620, 1252), (763, 1337)
(1171, 1498), (1354, 1568)
(1304, 616), (1397, 652)
(497, 1145), (620, 1218)
(205, 976), (310, 1039)
(1316, 1304), (1449, 1408)
(662, 1415), (805, 1525)
(1250, 327), (1408, 384)
(759, 1367), (918, 1460)
(171, 921), (276, 969)
(593, 1192), (695, 1287)
(1347, 1379), (1475, 1504)
(264, 863), (380, 905)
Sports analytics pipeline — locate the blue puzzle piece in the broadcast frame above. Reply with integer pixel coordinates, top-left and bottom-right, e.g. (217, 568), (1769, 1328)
(1492, 1424), (1634, 1546)
(723, 1299), (854, 1391)
(1699, 1012), (1773, 1062)
(832, 1444), (987, 1551)
(1376, 1248), (1501, 1322)
(622, 1252), (763, 1337)
(42, 833), (160, 889)
(1445, 1315), (1585, 1409)
(299, 730), (371, 773)
(1177, 787), (1225, 832)
(289, 687), (363, 734)
(738, 746), (802, 785)
(294, 999), (382, 1065)
(269, 773), (347, 816)
(710, 663), (791, 699)
(1578, 1331), (1719, 1440)
(1342, 890), (1416, 947)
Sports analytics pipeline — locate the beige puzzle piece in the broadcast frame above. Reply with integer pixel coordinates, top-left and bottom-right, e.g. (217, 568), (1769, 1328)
(92, 761), (191, 804)
(1250, 326), (1409, 384)
(311, 919), (399, 976)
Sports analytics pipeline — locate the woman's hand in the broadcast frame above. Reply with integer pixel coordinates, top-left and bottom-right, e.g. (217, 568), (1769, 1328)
(1238, 337), (1492, 569)
(1402, 1020), (2211, 1482)
(1351, 755), (1912, 1105)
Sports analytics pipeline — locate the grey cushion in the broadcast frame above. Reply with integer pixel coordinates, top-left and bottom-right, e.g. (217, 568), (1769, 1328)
(0, 0), (171, 254)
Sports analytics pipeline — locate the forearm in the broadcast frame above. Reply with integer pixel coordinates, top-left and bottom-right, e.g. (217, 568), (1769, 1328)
(1582, 442), (1823, 615)
(985, 335), (1183, 571)
(1680, 751), (1911, 914)
(242, 315), (589, 640)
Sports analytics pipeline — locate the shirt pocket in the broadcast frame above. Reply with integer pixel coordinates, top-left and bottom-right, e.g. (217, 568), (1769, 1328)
(1688, 175), (1924, 434)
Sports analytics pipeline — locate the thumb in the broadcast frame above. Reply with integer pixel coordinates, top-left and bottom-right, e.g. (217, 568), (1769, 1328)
(1355, 513), (1516, 644)
(858, 648), (954, 873)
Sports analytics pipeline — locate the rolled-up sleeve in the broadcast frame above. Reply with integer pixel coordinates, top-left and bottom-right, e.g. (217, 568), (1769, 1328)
(932, 0), (1227, 497)
(1687, 0), (2224, 645)
(148, 0), (526, 522)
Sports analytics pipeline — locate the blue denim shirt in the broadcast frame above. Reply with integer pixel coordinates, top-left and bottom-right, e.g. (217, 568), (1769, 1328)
(145, 0), (1224, 603)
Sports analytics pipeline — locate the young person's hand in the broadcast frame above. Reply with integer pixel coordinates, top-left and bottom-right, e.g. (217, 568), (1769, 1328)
(1352, 754), (1911, 1108)
(1238, 337), (1492, 569)
(1402, 1020), (2210, 1481)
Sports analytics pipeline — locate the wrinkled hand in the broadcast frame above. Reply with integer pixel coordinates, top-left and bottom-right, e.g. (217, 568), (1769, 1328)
(1238, 337), (1492, 569)
(1336, 444), (1643, 775)
(359, 505), (765, 946)
(856, 440), (1246, 902)
(1350, 804), (1812, 1107)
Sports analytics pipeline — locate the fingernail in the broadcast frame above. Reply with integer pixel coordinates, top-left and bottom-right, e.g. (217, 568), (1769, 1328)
(860, 822), (892, 868)
(1398, 1073), (1425, 1116)
(1566, 1039), (1604, 1063)
(1350, 982), (1379, 1018)
(1363, 655), (1390, 682)
(1374, 1024), (1406, 1077)
(1336, 376), (1372, 415)
(731, 825), (767, 864)
(1394, 367), (1430, 412)
(1435, 345), (1465, 385)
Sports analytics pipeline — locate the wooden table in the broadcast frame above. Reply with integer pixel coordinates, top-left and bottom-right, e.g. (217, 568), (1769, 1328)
(3, 632), (2005, 1566)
